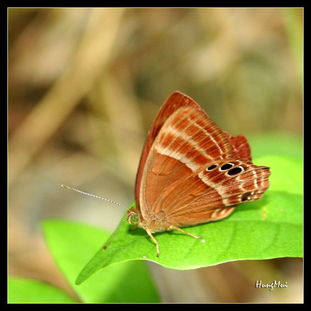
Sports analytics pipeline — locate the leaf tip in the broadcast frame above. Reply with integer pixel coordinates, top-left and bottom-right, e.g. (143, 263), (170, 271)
(75, 274), (86, 285)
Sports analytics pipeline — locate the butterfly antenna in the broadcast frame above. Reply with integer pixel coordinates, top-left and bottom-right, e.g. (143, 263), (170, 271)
(60, 184), (121, 206)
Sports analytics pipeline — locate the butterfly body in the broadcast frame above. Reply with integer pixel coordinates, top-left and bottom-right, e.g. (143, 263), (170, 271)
(128, 92), (270, 255)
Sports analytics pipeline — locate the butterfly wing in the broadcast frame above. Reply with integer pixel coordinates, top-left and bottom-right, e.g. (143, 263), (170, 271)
(135, 91), (208, 205)
(226, 134), (252, 162)
(162, 159), (270, 228)
(138, 104), (237, 226)
(137, 93), (270, 232)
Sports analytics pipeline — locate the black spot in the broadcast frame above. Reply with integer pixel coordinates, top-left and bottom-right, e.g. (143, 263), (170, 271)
(227, 166), (243, 176)
(220, 163), (234, 170)
(207, 164), (217, 170)
(241, 192), (252, 201)
(102, 241), (112, 250)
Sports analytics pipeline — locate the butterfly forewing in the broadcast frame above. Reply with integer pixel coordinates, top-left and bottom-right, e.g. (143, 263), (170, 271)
(135, 92), (207, 205)
(154, 106), (235, 170)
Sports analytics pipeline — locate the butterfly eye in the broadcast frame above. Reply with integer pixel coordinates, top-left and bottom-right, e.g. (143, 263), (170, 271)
(127, 212), (139, 225)
(207, 164), (217, 171)
(227, 166), (244, 176)
(220, 163), (234, 171)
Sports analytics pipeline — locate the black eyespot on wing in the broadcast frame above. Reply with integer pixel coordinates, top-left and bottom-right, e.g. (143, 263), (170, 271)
(227, 166), (243, 176)
(207, 164), (217, 170)
(220, 163), (234, 170)
(241, 192), (252, 201)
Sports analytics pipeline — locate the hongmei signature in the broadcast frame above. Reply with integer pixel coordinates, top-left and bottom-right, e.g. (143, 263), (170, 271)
(255, 280), (288, 291)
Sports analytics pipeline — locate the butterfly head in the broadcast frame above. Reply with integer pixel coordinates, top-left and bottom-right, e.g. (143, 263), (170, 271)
(127, 206), (142, 227)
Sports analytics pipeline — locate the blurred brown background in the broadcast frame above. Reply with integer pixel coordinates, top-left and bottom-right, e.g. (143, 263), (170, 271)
(8, 8), (303, 303)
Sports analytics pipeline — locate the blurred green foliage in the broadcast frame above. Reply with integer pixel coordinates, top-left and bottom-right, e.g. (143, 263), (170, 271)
(9, 278), (77, 303)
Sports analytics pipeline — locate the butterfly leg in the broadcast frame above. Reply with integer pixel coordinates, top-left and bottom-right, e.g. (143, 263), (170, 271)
(146, 229), (160, 257)
(168, 225), (203, 240)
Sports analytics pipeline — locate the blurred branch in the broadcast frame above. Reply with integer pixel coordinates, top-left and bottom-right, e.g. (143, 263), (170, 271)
(282, 8), (303, 85)
(9, 8), (126, 184)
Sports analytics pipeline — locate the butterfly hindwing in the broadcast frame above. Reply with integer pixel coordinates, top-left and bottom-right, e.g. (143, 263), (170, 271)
(226, 134), (252, 162)
(141, 158), (269, 228)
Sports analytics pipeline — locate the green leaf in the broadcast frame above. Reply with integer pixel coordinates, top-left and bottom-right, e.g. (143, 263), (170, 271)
(42, 220), (160, 303)
(76, 154), (302, 284)
(256, 155), (302, 195)
(8, 278), (77, 303)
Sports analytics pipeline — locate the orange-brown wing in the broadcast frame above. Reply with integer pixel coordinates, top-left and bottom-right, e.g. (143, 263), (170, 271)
(161, 159), (270, 228)
(226, 133), (252, 162)
(138, 104), (236, 222)
(135, 91), (207, 205)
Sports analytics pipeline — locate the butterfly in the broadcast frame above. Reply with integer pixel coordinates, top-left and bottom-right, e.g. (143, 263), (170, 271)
(127, 91), (270, 256)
